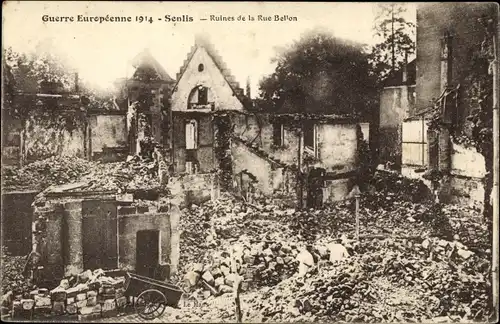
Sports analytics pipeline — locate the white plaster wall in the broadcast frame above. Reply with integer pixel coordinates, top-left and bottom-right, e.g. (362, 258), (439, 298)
(25, 118), (85, 160)
(323, 178), (351, 202)
(316, 124), (357, 173)
(90, 115), (127, 153)
(450, 141), (486, 178)
(171, 47), (244, 112)
(231, 140), (274, 195)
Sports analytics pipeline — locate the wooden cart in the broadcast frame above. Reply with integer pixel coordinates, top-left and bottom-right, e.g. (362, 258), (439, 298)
(124, 272), (183, 320)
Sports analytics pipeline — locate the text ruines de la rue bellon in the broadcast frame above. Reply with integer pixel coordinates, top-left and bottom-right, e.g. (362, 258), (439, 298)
(41, 14), (298, 24)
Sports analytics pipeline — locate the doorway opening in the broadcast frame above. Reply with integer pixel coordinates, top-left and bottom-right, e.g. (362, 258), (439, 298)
(136, 230), (160, 278)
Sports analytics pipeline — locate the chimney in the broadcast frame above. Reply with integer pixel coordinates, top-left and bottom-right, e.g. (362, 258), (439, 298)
(74, 73), (79, 93)
(402, 51), (408, 84)
(440, 31), (453, 92)
(246, 76), (251, 98)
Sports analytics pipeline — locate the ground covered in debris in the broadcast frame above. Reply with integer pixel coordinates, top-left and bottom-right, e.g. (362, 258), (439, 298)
(1, 171), (492, 323)
(170, 172), (492, 323)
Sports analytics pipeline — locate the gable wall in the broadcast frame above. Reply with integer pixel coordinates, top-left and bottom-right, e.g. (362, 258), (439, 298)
(171, 47), (244, 112)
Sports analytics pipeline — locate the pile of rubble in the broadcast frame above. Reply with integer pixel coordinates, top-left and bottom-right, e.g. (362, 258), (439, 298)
(364, 171), (434, 207)
(2, 269), (128, 321)
(182, 238), (303, 298)
(179, 194), (308, 295)
(2, 156), (94, 190)
(76, 156), (161, 192)
(247, 234), (491, 323)
(0, 247), (32, 298)
(3, 155), (163, 194)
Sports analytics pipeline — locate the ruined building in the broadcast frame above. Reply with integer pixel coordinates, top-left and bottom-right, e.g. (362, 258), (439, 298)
(379, 2), (498, 208)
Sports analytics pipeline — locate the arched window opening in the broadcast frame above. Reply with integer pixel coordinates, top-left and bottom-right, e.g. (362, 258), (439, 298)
(188, 86), (214, 110)
(198, 63), (204, 72)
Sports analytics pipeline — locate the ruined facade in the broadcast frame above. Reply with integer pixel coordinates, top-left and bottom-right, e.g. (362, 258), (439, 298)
(118, 34), (366, 206)
(379, 59), (417, 168)
(397, 3), (497, 208)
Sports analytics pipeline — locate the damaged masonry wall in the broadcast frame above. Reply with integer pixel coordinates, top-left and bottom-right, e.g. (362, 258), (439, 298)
(230, 112), (359, 202)
(31, 189), (181, 281)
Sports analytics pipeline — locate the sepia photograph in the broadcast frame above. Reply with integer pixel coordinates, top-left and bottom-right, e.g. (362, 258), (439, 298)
(1, 1), (499, 323)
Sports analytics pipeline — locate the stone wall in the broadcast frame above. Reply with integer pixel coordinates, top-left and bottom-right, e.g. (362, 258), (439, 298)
(171, 46), (244, 112)
(31, 191), (181, 280)
(315, 123), (357, 174)
(402, 122), (487, 208)
(88, 113), (128, 162)
(1, 190), (38, 255)
(379, 85), (416, 164)
(231, 113), (300, 165)
(172, 113), (215, 174)
(116, 205), (171, 272)
(1, 115), (23, 166)
(416, 2), (497, 124)
(231, 139), (281, 195)
(231, 113), (359, 173)
(168, 173), (219, 207)
(25, 117), (85, 162)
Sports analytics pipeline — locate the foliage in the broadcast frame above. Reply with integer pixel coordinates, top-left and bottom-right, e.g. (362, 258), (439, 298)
(2, 46), (115, 132)
(369, 3), (416, 84)
(213, 115), (233, 190)
(258, 29), (377, 119)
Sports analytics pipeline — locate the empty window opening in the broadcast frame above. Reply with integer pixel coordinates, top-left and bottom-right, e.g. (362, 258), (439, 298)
(304, 123), (317, 156)
(186, 119), (198, 150)
(272, 123), (285, 147)
(198, 63), (204, 72)
(198, 86), (208, 105)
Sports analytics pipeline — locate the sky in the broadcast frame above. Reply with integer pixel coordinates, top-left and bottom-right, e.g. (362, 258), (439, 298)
(3, 1), (416, 97)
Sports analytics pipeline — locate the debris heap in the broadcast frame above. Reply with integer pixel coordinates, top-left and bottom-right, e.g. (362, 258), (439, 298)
(2, 269), (128, 321)
(248, 235), (491, 323)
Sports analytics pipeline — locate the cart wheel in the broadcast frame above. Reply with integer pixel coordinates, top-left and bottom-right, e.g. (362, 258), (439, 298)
(135, 289), (167, 320)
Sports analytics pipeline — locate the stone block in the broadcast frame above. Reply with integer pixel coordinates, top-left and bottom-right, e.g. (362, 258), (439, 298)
(214, 277), (225, 287)
(38, 289), (49, 296)
(66, 303), (78, 315)
(76, 293), (87, 302)
(102, 299), (116, 312)
(66, 287), (79, 298)
(115, 288), (125, 298)
(202, 271), (215, 285)
(76, 299), (87, 309)
(87, 296), (97, 307)
(34, 296), (51, 308)
(184, 271), (200, 287)
(21, 299), (35, 311)
(51, 301), (65, 315)
(92, 304), (102, 314)
(67, 297), (75, 305)
(75, 283), (89, 293)
(115, 296), (127, 309)
(50, 288), (67, 302)
(86, 290), (98, 298)
(79, 305), (94, 315)
(29, 290), (39, 299)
